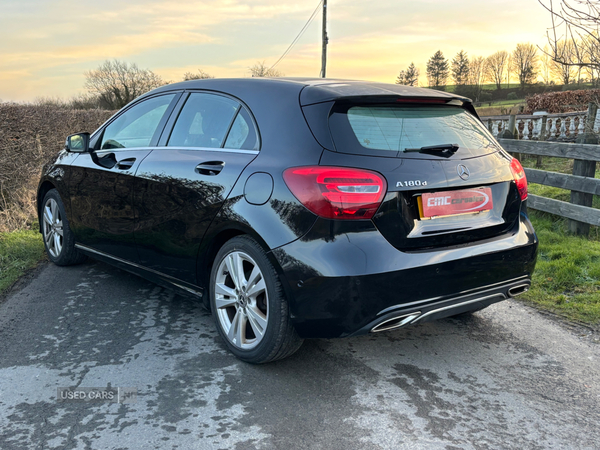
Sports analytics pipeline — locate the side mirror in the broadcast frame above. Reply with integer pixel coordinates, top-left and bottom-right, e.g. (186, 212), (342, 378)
(65, 132), (91, 153)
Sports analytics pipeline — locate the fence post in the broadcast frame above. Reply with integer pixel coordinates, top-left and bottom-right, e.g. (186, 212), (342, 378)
(570, 102), (598, 235)
(536, 116), (547, 168)
(499, 115), (520, 159)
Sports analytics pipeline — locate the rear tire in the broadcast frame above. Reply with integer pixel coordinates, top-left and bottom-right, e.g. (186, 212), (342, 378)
(210, 236), (303, 363)
(41, 189), (86, 266)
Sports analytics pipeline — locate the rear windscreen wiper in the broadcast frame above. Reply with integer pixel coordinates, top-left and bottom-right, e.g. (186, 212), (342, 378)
(404, 144), (459, 157)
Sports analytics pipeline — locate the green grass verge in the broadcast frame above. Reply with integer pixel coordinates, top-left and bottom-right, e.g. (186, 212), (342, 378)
(519, 155), (600, 325)
(523, 211), (600, 326)
(0, 228), (45, 296)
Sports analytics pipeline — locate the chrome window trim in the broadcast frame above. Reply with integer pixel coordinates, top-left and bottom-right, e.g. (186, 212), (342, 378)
(154, 146), (259, 155)
(94, 147), (158, 153)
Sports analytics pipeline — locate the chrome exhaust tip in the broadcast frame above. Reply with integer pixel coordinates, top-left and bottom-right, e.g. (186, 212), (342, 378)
(508, 284), (530, 297)
(371, 312), (421, 333)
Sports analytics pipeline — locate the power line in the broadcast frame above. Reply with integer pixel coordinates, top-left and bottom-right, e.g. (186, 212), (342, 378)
(269, 0), (323, 72)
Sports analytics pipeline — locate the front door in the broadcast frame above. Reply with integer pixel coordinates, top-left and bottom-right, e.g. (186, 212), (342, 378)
(68, 93), (178, 262)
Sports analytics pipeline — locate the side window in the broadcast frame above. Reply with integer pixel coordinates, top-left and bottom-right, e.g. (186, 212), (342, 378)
(168, 93), (239, 148)
(224, 108), (258, 150)
(101, 95), (175, 149)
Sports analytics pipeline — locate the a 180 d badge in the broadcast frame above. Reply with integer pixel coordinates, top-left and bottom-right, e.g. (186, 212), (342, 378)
(396, 180), (427, 188)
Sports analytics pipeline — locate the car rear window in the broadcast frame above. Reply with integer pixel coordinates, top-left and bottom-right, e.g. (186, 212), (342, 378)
(329, 104), (498, 158)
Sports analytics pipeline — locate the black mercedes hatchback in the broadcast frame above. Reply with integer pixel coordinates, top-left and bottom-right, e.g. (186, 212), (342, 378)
(37, 78), (537, 363)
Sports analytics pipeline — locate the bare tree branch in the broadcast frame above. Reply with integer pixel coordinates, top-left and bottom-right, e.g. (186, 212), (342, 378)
(84, 60), (165, 109)
(249, 61), (283, 78)
(539, 0), (600, 84)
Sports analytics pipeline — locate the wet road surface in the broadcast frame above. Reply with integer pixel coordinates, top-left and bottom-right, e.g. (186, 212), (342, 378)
(1, 260), (599, 449)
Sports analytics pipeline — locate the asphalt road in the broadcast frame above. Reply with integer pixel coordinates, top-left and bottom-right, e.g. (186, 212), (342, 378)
(1, 259), (599, 450)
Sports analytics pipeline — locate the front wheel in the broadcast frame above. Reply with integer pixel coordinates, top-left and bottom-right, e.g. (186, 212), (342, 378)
(41, 189), (86, 266)
(210, 236), (303, 363)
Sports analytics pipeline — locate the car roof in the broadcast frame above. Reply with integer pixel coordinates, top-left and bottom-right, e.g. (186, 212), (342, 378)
(147, 77), (472, 107)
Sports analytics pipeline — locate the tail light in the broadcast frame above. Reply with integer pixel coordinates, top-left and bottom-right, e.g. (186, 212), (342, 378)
(283, 166), (387, 219)
(510, 158), (528, 201)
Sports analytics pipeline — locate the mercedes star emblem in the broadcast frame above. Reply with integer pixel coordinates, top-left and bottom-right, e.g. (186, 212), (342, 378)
(457, 164), (470, 180)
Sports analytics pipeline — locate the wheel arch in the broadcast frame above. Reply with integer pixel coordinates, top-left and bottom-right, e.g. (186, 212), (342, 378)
(196, 223), (289, 309)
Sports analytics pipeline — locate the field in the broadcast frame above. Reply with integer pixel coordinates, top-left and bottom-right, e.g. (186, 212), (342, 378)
(444, 83), (523, 93)
(476, 101), (525, 117)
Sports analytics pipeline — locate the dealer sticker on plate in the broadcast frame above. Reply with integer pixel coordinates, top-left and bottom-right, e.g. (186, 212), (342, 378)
(421, 187), (493, 218)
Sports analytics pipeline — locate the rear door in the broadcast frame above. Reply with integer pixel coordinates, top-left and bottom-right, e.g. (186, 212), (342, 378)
(69, 93), (179, 261)
(319, 101), (521, 250)
(133, 91), (259, 283)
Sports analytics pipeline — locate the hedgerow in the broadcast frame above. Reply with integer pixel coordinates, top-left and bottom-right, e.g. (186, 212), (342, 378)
(525, 89), (600, 114)
(0, 104), (114, 231)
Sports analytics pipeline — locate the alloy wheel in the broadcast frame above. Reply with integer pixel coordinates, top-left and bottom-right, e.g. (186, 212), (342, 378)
(214, 251), (269, 350)
(42, 198), (63, 258)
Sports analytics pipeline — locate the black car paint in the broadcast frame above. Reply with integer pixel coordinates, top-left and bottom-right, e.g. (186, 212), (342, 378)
(272, 212), (536, 338)
(38, 78), (538, 339)
(68, 148), (153, 262)
(133, 148), (258, 283)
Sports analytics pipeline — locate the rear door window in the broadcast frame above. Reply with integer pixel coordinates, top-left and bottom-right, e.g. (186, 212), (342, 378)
(168, 93), (239, 148)
(330, 104), (499, 158)
(224, 108), (258, 150)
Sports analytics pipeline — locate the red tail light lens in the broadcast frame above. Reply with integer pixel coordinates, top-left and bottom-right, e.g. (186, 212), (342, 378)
(510, 158), (528, 201)
(283, 166), (387, 219)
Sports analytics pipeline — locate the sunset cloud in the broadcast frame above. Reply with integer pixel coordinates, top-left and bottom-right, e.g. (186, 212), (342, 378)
(0, 0), (554, 101)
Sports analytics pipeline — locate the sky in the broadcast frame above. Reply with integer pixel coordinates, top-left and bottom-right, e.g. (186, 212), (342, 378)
(0, 0), (556, 102)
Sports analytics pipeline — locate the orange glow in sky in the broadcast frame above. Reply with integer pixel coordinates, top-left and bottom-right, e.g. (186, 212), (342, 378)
(0, 0), (554, 102)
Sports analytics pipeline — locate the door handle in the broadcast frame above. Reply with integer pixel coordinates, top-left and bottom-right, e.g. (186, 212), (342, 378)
(116, 158), (136, 170)
(93, 152), (117, 169)
(195, 161), (225, 176)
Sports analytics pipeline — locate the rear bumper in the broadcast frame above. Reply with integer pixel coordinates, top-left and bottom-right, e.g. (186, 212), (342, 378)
(271, 212), (538, 339)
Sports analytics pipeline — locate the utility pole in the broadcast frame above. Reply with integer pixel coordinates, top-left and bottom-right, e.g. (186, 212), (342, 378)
(320, 0), (328, 78)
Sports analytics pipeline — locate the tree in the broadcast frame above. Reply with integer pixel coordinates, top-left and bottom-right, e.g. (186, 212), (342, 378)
(183, 69), (214, 81)
(539, 0), (600, 78)
(511, 43), (539, 89)
(249, 61), (283, 77)
(84, 60), (165, 109)
(484, 51), (509, 90)
(395, 62), (419, 86)
(452, 50), (470, 85)
(426, 50), (449, 90)
(581, 34), (600, 85)
(468, 56), (485, 86)
(465, 56), (486, 100)
(550, 40), (576, 84)
(539, 46), (554, 84)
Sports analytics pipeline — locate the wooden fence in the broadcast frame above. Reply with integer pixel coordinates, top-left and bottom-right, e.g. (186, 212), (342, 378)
(498, 138), (600, 235)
